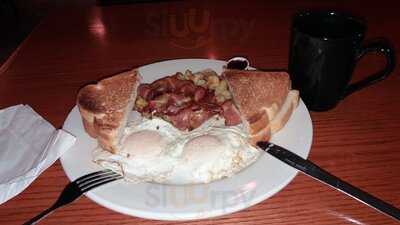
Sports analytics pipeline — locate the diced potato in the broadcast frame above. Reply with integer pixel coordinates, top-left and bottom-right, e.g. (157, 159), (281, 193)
(192, 74), (200, 83)
(192, 72), (204, 81)
(176, 72), (185, 80)
(214, 88), (222, 96)
(135, 96), (148, 110)
(201, 69), (219, 78)
(215, 86), (225, 95)
(191, 73), (205, 86)
(206, 75), (220, 90)
(195, 79), (206, 86)
(215, 80), (228, 95)
(222, 90), (232, 99)
(219, 80), (228, 90)
(184, 70), (193, 80)
(216, 95), (225, 103)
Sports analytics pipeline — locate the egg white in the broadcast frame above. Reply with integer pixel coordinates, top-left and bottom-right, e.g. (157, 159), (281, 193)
(93, 118), (181, 183)
(93, 115), (261, 184)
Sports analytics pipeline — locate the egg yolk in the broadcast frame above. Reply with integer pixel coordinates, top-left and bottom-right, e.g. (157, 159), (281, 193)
(182, 135), (225, 164)
(122, 130), (165, 158)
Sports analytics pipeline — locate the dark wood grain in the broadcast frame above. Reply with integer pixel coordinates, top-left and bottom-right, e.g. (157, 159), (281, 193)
(1, 0), (399, 224)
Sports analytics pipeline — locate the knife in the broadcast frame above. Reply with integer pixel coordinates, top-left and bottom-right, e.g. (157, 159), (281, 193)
(257, 141), (400, 221)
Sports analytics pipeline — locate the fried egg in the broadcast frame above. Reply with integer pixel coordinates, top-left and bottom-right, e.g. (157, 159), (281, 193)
(93, 115), (260, 184)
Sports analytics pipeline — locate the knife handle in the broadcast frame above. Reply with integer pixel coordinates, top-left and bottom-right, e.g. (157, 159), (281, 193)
(257, 142), (400, 221)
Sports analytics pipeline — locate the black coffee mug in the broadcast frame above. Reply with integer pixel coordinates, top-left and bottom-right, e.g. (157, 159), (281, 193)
(289, 11), (396, 111)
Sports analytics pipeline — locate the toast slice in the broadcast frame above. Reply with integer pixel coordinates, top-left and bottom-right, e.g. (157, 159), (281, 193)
(77, 69), (141, 153)
(270, 90), (299, 134)
(223, 69), (298, 145)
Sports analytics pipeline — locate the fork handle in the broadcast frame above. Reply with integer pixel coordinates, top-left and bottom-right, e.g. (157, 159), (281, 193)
(23, 204), (59, 225)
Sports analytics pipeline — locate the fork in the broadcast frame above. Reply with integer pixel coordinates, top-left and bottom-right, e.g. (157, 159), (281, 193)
(24, 169), (123, 225)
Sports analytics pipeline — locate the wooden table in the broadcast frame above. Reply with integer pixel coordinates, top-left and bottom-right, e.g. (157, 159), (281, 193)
(1, 0), (399, 224)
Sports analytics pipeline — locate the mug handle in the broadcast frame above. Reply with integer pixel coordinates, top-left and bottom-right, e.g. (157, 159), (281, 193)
(343, 40), (396, 98)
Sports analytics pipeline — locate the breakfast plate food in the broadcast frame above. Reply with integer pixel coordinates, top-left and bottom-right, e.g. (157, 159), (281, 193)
(61, 58), (313, 220)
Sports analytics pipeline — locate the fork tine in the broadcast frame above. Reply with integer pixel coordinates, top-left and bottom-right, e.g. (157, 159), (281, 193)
(78, 172), (122, 188)
(80, 175), (122, 192)
(75, 169), (113, 184)
(76, 170), (116, 185)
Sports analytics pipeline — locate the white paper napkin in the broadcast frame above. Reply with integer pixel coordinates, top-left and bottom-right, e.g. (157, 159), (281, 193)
(0, 104), (76, 204)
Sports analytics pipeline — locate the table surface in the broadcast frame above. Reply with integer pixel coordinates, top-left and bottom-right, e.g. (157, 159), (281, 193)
(1, 0), (399, 224)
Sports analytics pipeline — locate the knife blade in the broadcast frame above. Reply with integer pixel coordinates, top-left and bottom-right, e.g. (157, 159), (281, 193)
(257, 141), (400, 221)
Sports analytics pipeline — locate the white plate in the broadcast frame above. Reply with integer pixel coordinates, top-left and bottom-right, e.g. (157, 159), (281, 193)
(61, 59), (313, 221)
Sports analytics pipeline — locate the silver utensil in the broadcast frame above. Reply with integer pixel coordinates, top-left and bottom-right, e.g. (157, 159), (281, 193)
(257, 141), (400, 221)
(24, 169), (123, 225)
